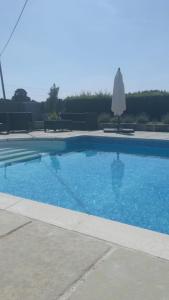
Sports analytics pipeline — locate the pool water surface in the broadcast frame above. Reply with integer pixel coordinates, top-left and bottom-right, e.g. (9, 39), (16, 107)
(0, 137), (169, 235)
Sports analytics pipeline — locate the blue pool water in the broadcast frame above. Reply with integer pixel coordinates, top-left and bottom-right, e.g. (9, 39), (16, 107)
(1, 137), (169, 234)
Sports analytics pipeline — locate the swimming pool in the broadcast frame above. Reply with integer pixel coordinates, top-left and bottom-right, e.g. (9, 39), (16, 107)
(1, 137), (169, 235)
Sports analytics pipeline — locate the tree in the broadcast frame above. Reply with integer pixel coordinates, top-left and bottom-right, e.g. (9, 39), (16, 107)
(49, 84), (59, 99)
(11, 89), (31, 102)
(46, 84), (61, 114)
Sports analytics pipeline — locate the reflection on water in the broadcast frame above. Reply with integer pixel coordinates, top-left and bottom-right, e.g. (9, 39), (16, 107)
(3, 166), (7, 179)
(85, 150), (97, 157)
(111, 152), (125, 199)
(49, 154), (61, 173)
(48, 153), (89, 212)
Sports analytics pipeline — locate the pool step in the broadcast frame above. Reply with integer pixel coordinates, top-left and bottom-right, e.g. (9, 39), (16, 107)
(0, 148), (28, 156)
(0, 153), (41, 168)
(0, 150), (38, 162)
(0, 148), (12, 152)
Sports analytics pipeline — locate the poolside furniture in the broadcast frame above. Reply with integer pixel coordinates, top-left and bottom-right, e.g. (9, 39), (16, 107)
(0, 113), (9, 133)
(0, 112), (32, 133)
(104, 127), (134, 134)
(0, 122), (8, 134)
(61, 113), (98, 130)
(9, 112), (32, 132)
(44, 120), (73, 132)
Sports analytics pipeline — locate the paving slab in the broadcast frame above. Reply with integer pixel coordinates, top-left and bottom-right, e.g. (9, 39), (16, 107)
(0, 219), (111, 300)
(0, 210), (30, 236)
(68, 248), (169, 300)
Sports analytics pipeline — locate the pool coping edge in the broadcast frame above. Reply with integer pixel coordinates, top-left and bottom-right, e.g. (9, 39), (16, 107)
(0, 192), (169, 261)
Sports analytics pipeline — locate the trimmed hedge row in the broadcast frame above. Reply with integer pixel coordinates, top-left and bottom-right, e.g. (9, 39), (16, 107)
(127, 95), (169, 119)
(64, 94), (169, 119)
(64, 95), (111, 114)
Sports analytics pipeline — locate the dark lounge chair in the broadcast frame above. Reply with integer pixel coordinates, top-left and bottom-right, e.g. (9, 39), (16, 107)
(0, 112), (32, 133)
(44, 120), (73, 132)
(0, 122), (8, 134)
(104, 127), (135, 134)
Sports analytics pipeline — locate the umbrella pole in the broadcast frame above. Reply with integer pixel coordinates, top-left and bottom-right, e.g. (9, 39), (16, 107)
(117, 116), (120, 131)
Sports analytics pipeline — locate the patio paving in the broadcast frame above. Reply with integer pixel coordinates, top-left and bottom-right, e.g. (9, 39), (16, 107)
(0, 210), (111, 300)
(1, 130), (169, 141)
(68, 248), (169, 300)
(1, 209), (169, 300)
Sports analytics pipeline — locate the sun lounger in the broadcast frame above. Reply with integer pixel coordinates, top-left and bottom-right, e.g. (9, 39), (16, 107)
(44, 120), (73, 132)
(103, 128), (135, 134)
(0, 122), (8, 134)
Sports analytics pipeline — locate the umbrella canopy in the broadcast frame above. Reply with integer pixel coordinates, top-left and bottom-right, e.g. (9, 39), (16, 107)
(111, 68), (126, 116)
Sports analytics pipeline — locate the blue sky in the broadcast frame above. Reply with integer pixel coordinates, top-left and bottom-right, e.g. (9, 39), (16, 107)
(0, 0), (169, 101)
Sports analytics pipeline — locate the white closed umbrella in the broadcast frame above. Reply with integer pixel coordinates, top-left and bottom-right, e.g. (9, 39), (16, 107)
(111, 68), (126, 130)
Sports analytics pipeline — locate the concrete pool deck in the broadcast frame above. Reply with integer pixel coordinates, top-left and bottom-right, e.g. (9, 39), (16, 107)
(1, 130), (169, 299)
(1, 204), (169, 300)
(1, 129), (169, 141)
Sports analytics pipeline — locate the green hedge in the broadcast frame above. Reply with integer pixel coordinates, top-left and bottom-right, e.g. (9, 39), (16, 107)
(126, 95), (169, 119)
(64, 94), (111, 114)
(64, 92), (169, 120)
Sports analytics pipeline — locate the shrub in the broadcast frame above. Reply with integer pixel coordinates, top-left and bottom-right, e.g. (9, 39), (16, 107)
(48, 112), (59, 120)
(121, 114), (136, 123)
(136, 113), (149, 124)
(161, 113), (169, 124)
(97, 113), (111, 123)
(110, 116), (118, 123)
